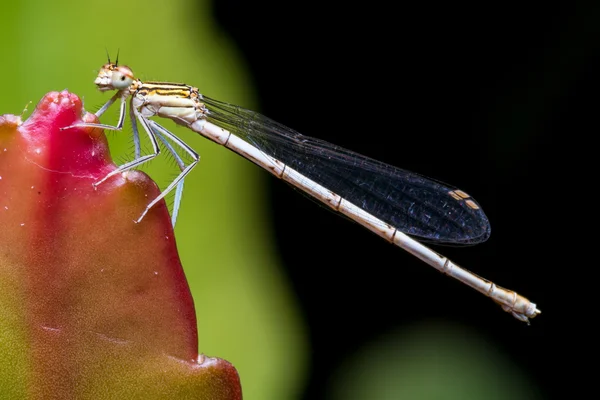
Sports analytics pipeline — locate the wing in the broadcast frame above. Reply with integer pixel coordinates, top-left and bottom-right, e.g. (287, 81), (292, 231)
(203, 96), (491, 245)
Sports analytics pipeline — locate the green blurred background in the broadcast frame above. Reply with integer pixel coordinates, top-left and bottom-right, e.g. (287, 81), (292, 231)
(1, 1), (308, 399)
(2, 0), (575, 399)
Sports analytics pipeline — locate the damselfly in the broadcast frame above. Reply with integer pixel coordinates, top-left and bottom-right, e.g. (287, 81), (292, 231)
(62, 56), (540, 323)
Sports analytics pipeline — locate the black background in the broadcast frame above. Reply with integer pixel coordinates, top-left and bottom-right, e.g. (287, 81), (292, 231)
(211, 1), (585, 398)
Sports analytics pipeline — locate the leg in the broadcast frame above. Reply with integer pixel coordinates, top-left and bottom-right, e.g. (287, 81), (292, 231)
(152, 130), (187, 227)
(60, 91), (127, 132)
(135, 119), (199, 225)
(94, 107), (161, 187)
(129, 98), (142, 159)
(96, 91), (122, 118)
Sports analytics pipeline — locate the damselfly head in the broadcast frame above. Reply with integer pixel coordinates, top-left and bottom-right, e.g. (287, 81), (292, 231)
(94, 63), (135, 92)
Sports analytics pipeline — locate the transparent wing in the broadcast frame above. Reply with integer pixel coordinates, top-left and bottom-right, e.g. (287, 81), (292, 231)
(203, 96), (491, 245)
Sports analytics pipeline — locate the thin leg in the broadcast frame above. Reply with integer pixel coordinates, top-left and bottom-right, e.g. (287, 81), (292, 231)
(129, 98), (142, 159)
(96, 91), (122, 118)
(171, 180), (185, 227)
(93, 107), (161, 187)
(60, 91), (127, 132)
(153, 129), (187, 227)
(135, 119), (199, 224)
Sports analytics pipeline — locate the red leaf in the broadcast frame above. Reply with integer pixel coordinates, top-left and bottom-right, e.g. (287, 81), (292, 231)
(0, 91), (242, 399)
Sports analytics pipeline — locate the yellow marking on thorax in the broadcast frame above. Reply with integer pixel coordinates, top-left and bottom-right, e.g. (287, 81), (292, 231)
(134, 81), (205, 111)
(138, 82), (193, 99)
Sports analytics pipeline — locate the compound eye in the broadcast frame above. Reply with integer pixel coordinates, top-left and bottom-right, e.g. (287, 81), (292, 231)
(111, 66), (134, 89)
